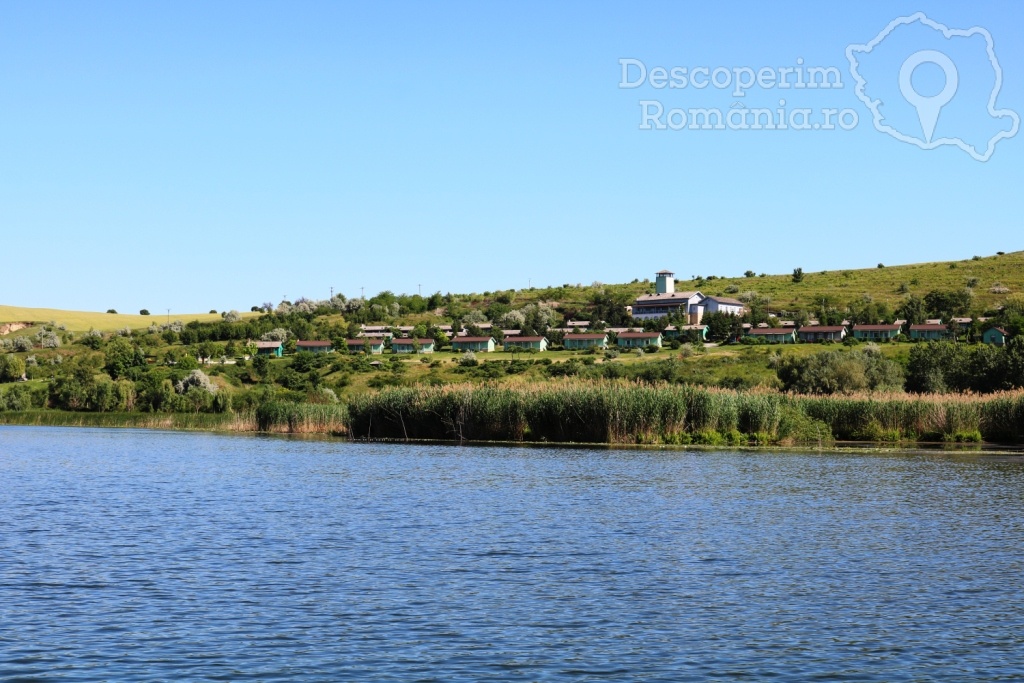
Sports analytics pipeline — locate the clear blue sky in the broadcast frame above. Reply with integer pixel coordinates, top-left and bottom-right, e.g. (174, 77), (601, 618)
(1, 1), (1021, 313)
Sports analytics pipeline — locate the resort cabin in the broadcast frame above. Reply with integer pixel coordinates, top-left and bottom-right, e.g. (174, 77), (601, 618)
(503, 336), (548, 352)
(909, 324), (949, 341)
(451, 336), (496, 353)
(359, 325), (394, 339)
(924, 319), (943, 325)
(564, 333), (608, 350)
(346, 337), (385, 354)
(501, 329), (522, 337)
(952, 317), (973, 330)
(391, 338), (435, 354)
(617, 331), (663, 348)
(797, 325), (846, 342)
(566, 320), (591, 328)
(295, 340), (333, 354)
(852, 324), (902, 341)
(254, 341), (283, 357)
(982, 327), (1009, 346)
(746, 328), (796, 344)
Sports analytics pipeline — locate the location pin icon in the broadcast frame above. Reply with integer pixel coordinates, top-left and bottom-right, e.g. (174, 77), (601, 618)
(899, 50), (958, 143)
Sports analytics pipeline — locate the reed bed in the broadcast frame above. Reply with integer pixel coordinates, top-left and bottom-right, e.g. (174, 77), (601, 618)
(0, 410), (242, 431)
(254, 402), (349, 435)
(347, 382), (1024, 446)
(5, 386), (1022, 445)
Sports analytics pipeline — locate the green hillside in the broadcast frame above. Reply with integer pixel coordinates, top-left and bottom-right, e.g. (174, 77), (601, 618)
(451, 251), (1024, 321)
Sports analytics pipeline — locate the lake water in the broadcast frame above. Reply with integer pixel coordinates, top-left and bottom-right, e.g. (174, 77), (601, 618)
(2, 427), (1023, 681)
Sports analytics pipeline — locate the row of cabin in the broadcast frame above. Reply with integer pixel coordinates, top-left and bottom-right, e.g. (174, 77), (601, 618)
(745, 323), (1011, 345)
(342, 332), (668, 355)
(254, 325), (1013, 357)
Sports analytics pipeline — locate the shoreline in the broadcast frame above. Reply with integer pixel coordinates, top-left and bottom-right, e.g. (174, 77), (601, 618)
(3, 410), (1023, 456)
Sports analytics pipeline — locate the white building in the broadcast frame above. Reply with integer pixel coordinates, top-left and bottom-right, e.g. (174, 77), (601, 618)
(630, 270), (747, 322)
(702, 295), (746, 316)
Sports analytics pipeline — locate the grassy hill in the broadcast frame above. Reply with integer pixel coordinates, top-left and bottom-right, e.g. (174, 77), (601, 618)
(0, 306), (246, 333)
(3, 251), (1021, 333)
(468, 251), (1024, 318)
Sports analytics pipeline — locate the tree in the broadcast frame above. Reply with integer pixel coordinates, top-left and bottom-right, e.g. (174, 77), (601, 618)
(196, 341), (217, 364)
(924, 289), (973, 320)
(777, 349), (903, 394)
(744, 270), (756, 278)
(896, 295), (927, 325)
(792, 268), (804, 283)
(140, 309), (150, 316)
(103, 337), (147, 380)
(0, 354), (26, 382)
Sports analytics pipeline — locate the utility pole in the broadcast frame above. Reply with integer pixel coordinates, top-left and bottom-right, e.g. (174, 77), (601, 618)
(418, 284), (422, 296)
(330, 286), (334, 300)
(361, 286), (364, 299)
(167, 309), (170, 325)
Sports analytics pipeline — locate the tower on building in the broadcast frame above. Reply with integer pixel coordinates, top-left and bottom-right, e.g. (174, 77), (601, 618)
(655, 269), (675, 295)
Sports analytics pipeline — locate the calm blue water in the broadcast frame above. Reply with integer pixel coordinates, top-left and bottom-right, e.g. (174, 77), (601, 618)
(2, 427), (1023, 681)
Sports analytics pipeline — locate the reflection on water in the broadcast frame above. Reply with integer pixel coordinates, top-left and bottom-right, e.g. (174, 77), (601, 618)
(2, 427), (1023, 681)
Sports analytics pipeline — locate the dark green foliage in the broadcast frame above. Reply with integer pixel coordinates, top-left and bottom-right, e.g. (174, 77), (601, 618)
(924, 288), (972, 319)
(103, 337), (148, 380)
(905, 340), (1024, 394)
(777, 349), (904, 394)
(0, 355), (26, 382)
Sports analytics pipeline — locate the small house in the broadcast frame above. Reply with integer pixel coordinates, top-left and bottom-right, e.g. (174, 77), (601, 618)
(296, 340), (333, 354)
(451, 336), (495, 353)
(392, 338), (435, 354)
(797, 325), (846, 342)
(746, 328), (796, 344)
(359, 325), (394, 339)
(617, 331), (663, 348)
(982, 327), (1008, 346)
(852, 324), (902, 341)
(346, 337), (385, 355)
(909, 324), (950, 341)
(564, 333), (608, 350)
(503, 336), (548, 352)
(254, 341), (283, 357)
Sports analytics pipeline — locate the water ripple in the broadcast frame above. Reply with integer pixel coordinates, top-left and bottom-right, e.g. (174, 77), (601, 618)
(1, 427), (1023, 681)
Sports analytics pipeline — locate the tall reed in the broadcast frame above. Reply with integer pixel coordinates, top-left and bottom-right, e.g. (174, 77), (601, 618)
(346, 382), (1024, 445)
